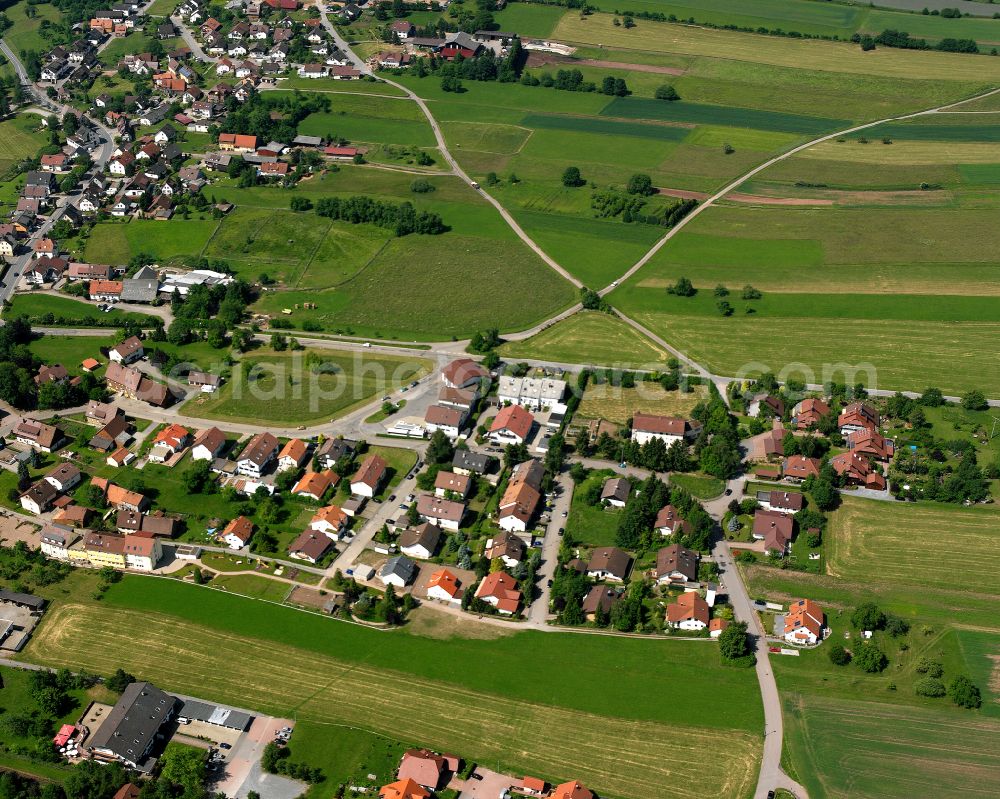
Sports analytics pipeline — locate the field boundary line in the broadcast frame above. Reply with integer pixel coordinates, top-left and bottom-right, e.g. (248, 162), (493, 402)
(293, 217), (334, 289)
(197, 217), (226, 259)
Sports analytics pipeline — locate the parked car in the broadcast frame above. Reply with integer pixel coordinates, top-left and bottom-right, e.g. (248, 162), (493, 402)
(219, 743), (232, 750)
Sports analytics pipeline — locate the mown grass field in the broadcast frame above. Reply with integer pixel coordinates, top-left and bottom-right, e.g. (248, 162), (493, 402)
(4, 293), (155, 324)
(782, 693), (1000, 799)
(1, 0), (62, 57)
(23, 578), (763, 799)
(576, 382), (707, 424)
(745, 488), (1000, 799)
(581, 0), (1000, 45)
(84, 218), (220, 267)
(611, 203), (1000, 393)
(566, 469), (621, 547)
(299, 94), (436, 147)
(28, 334), (113, 372)
(183, 348), (431, 425)
(0, 114), (47, 176)
(826, 497), (1000, 597)
(500, 311), (671, 368)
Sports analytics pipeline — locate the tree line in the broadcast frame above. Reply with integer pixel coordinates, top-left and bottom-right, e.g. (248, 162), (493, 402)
(314, 195), (446, 236)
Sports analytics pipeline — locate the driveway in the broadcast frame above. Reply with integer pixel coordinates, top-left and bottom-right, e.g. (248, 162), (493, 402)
(453, 766), (516, 799)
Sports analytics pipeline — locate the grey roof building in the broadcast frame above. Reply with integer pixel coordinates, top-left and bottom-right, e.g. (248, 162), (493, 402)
(379, 554), (417, 586)
(89, 682), (176, 768)
(451, 449), (493, 475)
(120, 278), (159, 303)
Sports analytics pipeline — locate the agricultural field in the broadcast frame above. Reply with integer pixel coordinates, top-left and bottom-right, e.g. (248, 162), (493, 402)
(500, 311), (671, 368)
(298, 93), (437, 147)
(825, 497), (1000, 598)
(610, 203), (1000, 394)
(744, 490), (1000, 798)
(579, 0), (1000, 45)
(576, 381), (708, 424)
(23, 577), (764, 799)
(183, 348), (431, 426)
(782, 693), (1000, 799)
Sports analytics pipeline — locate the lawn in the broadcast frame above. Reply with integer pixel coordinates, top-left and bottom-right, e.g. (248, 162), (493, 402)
(0, 114), (48, 176)
(4, 293), (157, 325)
(84, 218), (220, 267)
(576, 382), (707, 424)
(566, 469), (621, 547)
(500, 311), (671, 369)
(210, 574), (293, 602)
(23, 577), (763, 799)
(669, 473), (724, 499)
(182, 348), (432, 426)
(367, 445), (417, 494)
(299, 94), (436, 147)
(28, 334), (114, 372)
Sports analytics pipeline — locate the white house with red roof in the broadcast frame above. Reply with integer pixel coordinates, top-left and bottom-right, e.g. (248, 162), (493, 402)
(489, 405), (533, 445)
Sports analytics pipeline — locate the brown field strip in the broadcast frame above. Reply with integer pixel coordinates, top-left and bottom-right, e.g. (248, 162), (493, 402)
(28, 603), (761, 799)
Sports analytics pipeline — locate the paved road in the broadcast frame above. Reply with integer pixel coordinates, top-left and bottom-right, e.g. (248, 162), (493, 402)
(527, 470), (572, 626)
(703, 467), (807, 799)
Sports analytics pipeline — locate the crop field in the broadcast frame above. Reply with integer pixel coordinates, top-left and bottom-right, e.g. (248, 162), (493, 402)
(601, 97), (848, 134)
(579, 0), (1000, 44)
(500, 311), (671, 368)
(576, 382), (708, 424)
(826, 498), (1000, 598)
(866, 122), (1000, 142)
(782, 693), (1000, 799)
(493, 2), (566, 37)
(24, 579), (763, 799)
(550, 13), (1000, 84)
(611, 202), (1000, 392)
(183, 348), (431, 425)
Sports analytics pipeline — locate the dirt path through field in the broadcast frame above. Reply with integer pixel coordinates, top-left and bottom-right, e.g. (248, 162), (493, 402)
(525, 51), (685, 74)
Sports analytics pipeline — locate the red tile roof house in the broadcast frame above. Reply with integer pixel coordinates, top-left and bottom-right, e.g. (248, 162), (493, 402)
(489, 404), (534, 445)
(630, 413), (694, 446)
(441, 357), (489, 389)
(847, 428), (895, 462)
(752, 509), (795, 555)
(838, 401), (880, 434)
(378, 779), (429, 799)
(551, 782), (595, 799)
(397, 749), (458, 791)
(666, 591), (710, 631)
(783, 598), (824, 645)
(350, 454), (388, 498)
(782, 455), (821, 482)
(474, 571), (522, 615)
(425, 568), (462, 603)
(218, 133), (259, 152)
(277, 438), (309, 472)
(710, 617), (730, 638)
(310, 505), (349, 539)
(830, 451), (886, 490)
(791, 397), (831, 430)
(292, 470), (339, 501)
(221, 516), (254, 549)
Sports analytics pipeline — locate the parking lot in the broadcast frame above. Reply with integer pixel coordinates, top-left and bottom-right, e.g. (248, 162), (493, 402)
(212, 715), (302, 799)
